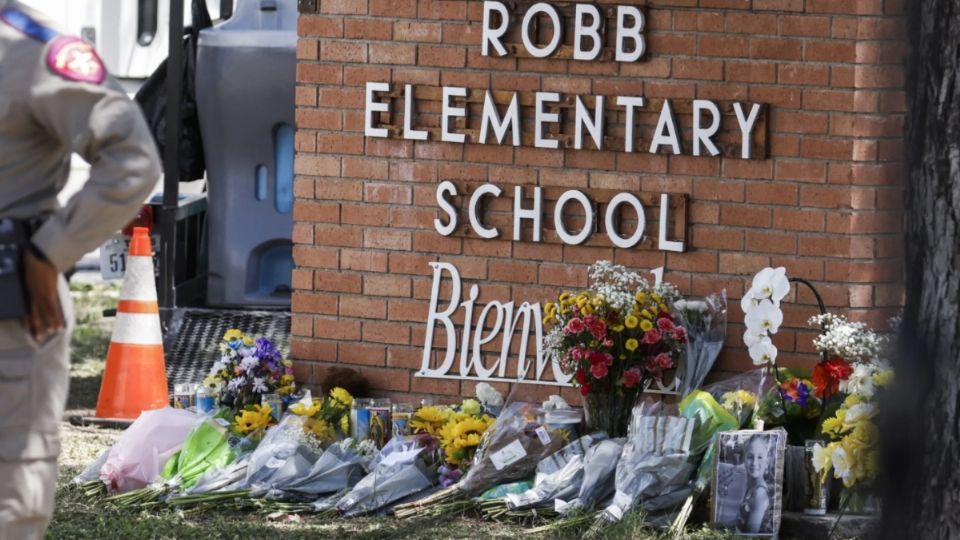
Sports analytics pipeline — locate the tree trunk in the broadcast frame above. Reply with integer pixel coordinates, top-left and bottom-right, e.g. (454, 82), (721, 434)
(882, 0), (960, 538)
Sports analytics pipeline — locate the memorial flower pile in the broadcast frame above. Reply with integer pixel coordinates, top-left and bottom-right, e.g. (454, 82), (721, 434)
(204, 329), (296, 411)
(542, 260), (686, 436)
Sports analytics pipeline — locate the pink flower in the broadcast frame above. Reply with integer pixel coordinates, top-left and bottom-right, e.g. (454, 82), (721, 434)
(655, 352), (673, 369)
(589, 351), (613, 367)
(623, 368), (642, 388)
(584, 316), (607, 340)
(565, 318), (585, 335)
(642, 328), (662, 345)
(672, 327), (686, 341)
(590, 362), (609, 379)
(656, 317), (675, 332)
(570, 347), (584, 361)
(602, 337), (614, 348)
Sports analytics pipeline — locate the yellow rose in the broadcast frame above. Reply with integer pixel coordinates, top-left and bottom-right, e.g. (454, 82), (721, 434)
(640, 319), (654, 332)
(873, 370), (893, 386)
(625, 339), (639, 352)
(625, 315), (639, 329)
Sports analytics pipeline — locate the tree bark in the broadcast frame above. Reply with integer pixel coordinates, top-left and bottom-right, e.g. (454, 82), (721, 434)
(882, 0), (960, 538)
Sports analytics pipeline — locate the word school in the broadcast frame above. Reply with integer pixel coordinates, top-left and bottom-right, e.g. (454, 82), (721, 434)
(364, 83), (765, 160)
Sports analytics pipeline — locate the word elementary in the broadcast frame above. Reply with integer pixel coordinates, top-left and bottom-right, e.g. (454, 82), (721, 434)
(365, 83), (765, 159)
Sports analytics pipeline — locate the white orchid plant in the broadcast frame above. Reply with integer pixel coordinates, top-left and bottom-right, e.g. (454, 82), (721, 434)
(741, 267), (791, 366)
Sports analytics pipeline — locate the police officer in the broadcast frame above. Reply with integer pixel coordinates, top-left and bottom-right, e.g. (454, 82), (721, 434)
(0, 1), (161, 537)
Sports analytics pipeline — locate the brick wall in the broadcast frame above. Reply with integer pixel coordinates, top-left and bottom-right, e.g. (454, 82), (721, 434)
(292, 0), (906, 402)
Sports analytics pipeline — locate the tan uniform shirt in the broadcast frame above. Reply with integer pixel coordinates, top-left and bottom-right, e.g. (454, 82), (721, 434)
(0, 0), (161, 272)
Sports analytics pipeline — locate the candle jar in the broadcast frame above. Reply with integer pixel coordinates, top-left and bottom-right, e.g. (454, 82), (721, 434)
(391, 403), (414, 437)
(369, 398), (392, 448)
(261, 393), (282, 421)
(173, 383), (193, 410)
(195, 386), (216, 415)
(351, 398), (373, 441)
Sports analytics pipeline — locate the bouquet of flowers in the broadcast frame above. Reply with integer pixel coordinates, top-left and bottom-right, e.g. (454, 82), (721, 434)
(408, 398), (496, 483)
(543, 261), (687, 436)
(335, 436), (438, 516)
(288, 387), (354, 447)
(758, 368), (822, 445)
(278, 438), (378, 499)
(808, 313), (887, 402)
(790, 313), (890, 504)
(502, 434), (602, 511)
(204, 329), (295, 411)
(554, 437), (625, 514)
(673, 292), (727, 397)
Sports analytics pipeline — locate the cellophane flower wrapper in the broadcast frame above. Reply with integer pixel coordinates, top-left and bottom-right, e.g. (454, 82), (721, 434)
(601, 402), (697, 522)
(242, 415), (323, 494)
(335, 436), (436, 516)
(269, 438), (376, 500)
(74, 448), (111, 486)
(100, 407), (200, 493)
(456, 400), (566, 496)
(160, 412), (240, 490)
(184, 457), (250, 495)
(701, 369), (769, 428)
(673, 292), (727, 398)
(504, 433), (604, 510)
(555, 437), (626, 514)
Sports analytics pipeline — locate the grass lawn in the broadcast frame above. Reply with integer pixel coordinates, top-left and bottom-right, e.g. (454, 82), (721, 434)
(49, 284), (737, 540)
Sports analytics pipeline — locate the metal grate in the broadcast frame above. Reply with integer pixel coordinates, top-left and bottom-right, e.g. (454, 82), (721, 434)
(163, 308), (291, 391)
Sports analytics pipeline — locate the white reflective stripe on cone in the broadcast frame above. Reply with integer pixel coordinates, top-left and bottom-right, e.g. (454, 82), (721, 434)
(110, 312), (163, 345)
(118, 256), (158, 302)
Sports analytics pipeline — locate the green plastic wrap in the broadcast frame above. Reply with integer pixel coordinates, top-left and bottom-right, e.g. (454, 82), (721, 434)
(160, 417), (237, 488)
(679, 390), (739, 489)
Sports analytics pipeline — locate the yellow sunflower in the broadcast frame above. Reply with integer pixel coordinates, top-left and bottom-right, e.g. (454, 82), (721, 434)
(410, 406), (450, 436)
(233, 404), (272, 434)
(339, 415), (350, 435)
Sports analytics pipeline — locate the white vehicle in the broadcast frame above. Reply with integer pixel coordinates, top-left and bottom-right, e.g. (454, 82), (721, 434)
(19, 0), (226, 79)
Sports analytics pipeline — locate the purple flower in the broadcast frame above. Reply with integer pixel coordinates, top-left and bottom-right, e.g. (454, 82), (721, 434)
(255, 338), (281, 364)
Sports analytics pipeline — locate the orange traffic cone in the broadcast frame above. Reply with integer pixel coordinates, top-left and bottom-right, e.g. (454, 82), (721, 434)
(95, 227), (169, 419)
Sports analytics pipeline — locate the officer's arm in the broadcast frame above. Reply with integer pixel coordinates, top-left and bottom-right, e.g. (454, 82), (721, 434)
(27, 57), (161, 273)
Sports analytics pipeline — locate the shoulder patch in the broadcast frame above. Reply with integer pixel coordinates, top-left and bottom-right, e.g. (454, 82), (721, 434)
(47, 36), (105, 84)
(0, 7), (58, 43)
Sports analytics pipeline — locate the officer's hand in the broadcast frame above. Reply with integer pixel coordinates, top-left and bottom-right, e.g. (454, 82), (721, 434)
(21, 249), (64, 342)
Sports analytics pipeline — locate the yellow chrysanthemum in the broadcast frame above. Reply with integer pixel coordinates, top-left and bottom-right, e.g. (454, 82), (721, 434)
(233, 404), (273, 434)
(281, 359), (293, 368)
(634, 292), (647, 303)
(821, 415), (843, 437)
(339, 415), (350, 435)
(625, 338), (639, 352)
(545, 302), (557, 315)
(542, 315), (557, 326)
(639, 319), (654, 332)
(640, 309), (654, 320)
(843, 394), (862, 408)
(624, 315), (639, 329)
(290, 398), (322, 417)
(304, 418), (336, 443)
(611, 323), (624, 333)
(281, 374), (295, 385)
(659, 303), (669, 313)
(223, 329), (244, 341)
(651, 292), (662, 303)
(329, 387), (353, 409)
(559, 292), (571, 302)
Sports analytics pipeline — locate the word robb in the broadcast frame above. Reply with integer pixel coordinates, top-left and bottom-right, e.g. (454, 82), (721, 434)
(420, 262), (573, 386)
(433, 181), (685, 252)
(364, 83), (765, 159)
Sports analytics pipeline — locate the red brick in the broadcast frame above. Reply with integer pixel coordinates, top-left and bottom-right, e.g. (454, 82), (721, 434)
(773, 208), (825, 232)
(298, 16), (343, 38)
(340, 342), (387, 366)
(293, 200), (339, 223)
(320, 0), (365, 14)
(363, 229), (412, 250)
(418, 45), (466, 68)
(341, 204), (388, 226)
(292, 291), (339, 315)
(293, 246), (340, 269)
(339, 296), (387, 319)
(720, 206), (772, 228)
(363, 321), (411, 345)
(341, 249), (389, 272)
(320, 41), (367, 63)
(698, 35), (749, 57)
(746, 183), (799, 205)
(370, 0), (415, 17)
(364, 274), (412, 297)
(726, 62), (777, 83)
(344, 19), (392, 40)
(296, 63), (342, 85)
(369, 43), (417, 65)
(313, 318), (361, 340)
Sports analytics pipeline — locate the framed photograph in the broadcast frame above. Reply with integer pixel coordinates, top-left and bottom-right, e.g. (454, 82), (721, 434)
(711, 430), (787, 537)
